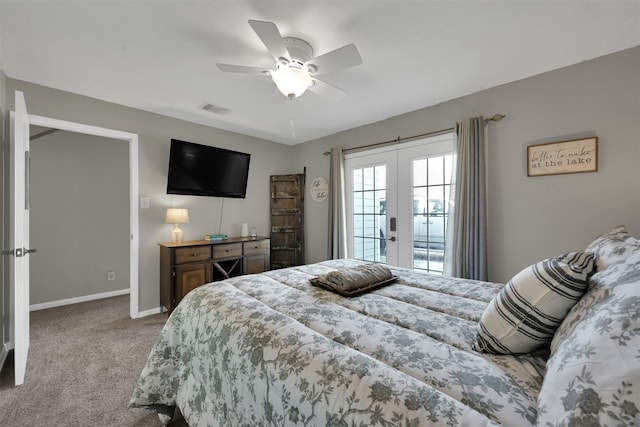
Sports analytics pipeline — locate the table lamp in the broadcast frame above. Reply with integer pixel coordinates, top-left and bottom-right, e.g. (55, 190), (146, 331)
(165, 208), (189, 243)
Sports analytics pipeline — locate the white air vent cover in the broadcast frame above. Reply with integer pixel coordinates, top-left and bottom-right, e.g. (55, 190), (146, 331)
(201, 103), (231, 115)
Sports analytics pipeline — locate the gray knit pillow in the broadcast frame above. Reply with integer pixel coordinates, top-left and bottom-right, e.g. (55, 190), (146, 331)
(473, 252), (595, 354)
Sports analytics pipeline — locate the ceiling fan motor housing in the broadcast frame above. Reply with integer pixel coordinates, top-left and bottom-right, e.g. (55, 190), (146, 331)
(283, 37), (315, 71)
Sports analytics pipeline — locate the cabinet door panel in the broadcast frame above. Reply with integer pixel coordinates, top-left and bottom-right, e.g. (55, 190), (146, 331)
(175, 262), (212, 302)
(243, 255), (268, 274)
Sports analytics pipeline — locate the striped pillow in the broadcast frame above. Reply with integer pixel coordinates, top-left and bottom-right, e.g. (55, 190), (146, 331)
(473, 251), (595, 354)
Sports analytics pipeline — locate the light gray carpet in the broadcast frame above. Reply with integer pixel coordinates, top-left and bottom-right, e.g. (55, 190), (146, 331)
(0, 295), (188, 426)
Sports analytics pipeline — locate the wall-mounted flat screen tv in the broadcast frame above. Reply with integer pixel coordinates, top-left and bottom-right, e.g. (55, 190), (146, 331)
(166, 139), (251, 198)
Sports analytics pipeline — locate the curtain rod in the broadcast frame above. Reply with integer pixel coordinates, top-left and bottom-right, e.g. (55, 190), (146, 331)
(323, 114), (505, 155)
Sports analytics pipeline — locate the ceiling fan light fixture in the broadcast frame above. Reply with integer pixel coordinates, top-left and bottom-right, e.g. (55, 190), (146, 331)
(271, 66), (312, 99)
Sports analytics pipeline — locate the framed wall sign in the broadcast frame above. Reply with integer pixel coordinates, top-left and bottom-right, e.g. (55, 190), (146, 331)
(310, 177), (329, 202)
(527, 137), (598, 177)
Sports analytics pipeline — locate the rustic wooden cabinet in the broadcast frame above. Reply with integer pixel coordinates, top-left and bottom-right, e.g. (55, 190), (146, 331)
(160, 236), (270, 313)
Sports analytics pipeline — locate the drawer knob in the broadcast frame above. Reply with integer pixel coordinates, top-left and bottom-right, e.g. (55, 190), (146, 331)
(191, 253), (197, 257)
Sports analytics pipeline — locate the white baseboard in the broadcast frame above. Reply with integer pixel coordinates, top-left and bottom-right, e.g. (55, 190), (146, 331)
(0, 343), (10, 373)
(135, 306), (164, 318)
(30, 288), (130, 312)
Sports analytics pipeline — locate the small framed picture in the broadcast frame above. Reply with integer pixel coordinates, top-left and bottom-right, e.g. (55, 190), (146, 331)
(310, 177), (329, 202)
(527, 137), (598, 177)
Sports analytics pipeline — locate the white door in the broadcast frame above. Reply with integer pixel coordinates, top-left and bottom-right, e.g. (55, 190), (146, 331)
(345, 151), (399, 265)
(345, 134), (453, 272)
(9, 90), (33, 386)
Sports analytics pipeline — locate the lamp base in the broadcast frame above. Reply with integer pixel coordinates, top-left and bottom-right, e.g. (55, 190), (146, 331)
(170, 224), (184, 243)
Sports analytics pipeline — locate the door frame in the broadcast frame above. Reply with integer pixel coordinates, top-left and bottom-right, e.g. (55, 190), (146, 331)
(28, 114), (140, 318)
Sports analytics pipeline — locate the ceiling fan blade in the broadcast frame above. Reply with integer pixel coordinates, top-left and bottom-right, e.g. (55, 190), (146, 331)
(216, 63), (271, 75)
(248, 20), (291, 63)
(307, 78), (346, 101)
(306, 44), (362, 74)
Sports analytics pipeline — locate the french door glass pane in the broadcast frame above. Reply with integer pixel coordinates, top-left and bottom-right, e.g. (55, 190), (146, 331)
(412, 154), (452, 274)
(352, 165), (386, 263)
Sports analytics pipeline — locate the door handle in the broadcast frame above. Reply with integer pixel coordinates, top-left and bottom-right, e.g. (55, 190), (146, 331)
(387, 236), (396, 242)
(4, 247), (38, 257)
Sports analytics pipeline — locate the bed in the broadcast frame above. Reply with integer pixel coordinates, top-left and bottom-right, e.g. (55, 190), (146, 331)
(130, 226), (640, 426)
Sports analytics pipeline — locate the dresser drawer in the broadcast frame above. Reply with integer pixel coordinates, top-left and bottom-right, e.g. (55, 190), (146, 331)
(243, 240), (270, 255)
(213, 242), (242, 259)
(174, 245), (211, 264)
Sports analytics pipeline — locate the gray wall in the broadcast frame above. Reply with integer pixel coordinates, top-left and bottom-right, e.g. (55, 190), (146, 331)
(30, 130), (130, 304)
(5, 79), (294, 313)
(293, 46), (640, 283)
(1, 46), (638, 317)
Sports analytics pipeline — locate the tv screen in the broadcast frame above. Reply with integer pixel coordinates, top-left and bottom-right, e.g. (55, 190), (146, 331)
(166, 139), (251, 198)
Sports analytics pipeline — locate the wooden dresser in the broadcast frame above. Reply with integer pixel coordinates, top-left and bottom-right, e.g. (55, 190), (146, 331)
(159, 236), (270, 314)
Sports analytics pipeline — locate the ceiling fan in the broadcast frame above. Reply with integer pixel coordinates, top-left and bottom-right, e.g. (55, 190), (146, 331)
(216, 20), (362, 100)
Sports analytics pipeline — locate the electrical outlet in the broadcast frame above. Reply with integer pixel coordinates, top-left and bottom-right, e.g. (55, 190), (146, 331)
(107, 271), (116, 281)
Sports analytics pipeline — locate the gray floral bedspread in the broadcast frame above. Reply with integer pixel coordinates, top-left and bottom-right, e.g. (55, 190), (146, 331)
(130, 260), (547, 426)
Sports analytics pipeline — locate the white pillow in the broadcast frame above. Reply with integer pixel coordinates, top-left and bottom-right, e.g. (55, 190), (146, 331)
(585, 225), (640, 271)
(537, 258), (640, 426)
(473, 252), (595, 354)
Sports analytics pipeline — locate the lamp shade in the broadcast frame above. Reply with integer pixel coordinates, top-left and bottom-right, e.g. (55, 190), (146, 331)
(165, 208), (189, 224)
(271, 67), (312, 98)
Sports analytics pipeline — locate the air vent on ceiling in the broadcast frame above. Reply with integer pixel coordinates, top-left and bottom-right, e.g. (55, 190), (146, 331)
(201, 103), (231, 115)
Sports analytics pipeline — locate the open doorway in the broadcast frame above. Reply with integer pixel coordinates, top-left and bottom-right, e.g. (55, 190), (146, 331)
(27, 115), (139, 318)
(30, 127), (129, 310)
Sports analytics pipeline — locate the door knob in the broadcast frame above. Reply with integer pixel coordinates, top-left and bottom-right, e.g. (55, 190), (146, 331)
(387, 236), (396, 242)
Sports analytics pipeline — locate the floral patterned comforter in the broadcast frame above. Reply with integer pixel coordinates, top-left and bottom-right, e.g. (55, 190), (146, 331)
(130, 260), (547, 426)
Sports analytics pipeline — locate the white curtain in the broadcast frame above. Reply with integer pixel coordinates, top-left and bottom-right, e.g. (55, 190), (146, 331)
(327, 147), (347, 259)
(444, 117), (488, 280)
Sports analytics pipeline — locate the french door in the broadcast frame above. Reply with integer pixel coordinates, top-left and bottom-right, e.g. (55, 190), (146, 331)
(346, 151), (398, 265)
(345, 134), (453, 272)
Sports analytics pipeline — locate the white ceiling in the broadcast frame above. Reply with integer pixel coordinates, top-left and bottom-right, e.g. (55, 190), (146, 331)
(1, 1), (639, 145)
